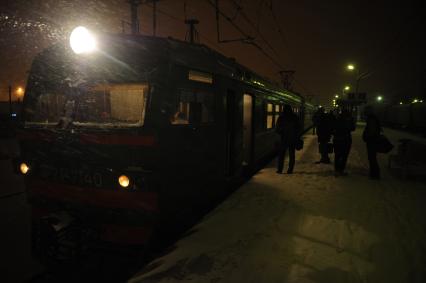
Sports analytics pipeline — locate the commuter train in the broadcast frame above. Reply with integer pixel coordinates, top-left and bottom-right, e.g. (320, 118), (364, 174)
(15, 27), (315, 249)
(369, 102), (426, 133)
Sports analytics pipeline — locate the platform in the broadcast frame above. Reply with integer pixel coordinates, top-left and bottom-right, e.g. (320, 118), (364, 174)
(129, 126), (426, 283)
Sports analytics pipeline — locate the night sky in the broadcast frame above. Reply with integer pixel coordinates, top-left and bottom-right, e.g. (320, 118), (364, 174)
(0, 0), (425, 106)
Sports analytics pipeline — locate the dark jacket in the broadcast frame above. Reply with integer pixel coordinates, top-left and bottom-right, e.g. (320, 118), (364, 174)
(317, 113), (335, 141)
(312, 110), (321, 126)
(276, 112), (300, 145)
(363, 114), (381, 142)
(334, 112), (356, 141)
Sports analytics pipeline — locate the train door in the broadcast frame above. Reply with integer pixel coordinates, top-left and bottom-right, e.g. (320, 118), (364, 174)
(243, 94), (253, 166)
(226, 89), (239, 176)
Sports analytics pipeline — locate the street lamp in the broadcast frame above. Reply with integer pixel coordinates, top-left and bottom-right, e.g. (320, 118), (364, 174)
(346, 63), (369, 96)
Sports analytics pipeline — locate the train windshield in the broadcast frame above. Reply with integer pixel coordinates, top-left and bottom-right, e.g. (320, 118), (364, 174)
(25, 83), (149, 128)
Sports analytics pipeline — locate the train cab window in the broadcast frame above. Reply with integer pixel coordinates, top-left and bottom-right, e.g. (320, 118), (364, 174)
(172, 89), (214, 125)
(25, 83), (148, 127)
(266, 103), (274, 129)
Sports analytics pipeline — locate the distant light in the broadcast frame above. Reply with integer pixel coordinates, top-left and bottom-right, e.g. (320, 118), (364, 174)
(70, 26), (97, 54)
(16, 87), (24, 96)
(420, 100), (424, 103)
(377, 96), (383, 102)
(11, 113), (17, 117)
(335, 95), (339, 98)
(399, 102), (403, 105)
(413, 99), (418, 103)
(344, 86), (350, 91)
(347, 64), (355, 71)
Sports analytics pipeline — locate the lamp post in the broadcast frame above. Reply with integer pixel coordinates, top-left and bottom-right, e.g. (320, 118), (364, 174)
(346, 64), (369, 96)
(343, 85), (350, 97)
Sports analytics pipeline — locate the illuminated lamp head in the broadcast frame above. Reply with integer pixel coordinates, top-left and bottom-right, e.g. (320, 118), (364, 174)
(69, 26), (97, 54)
(118, 175), (130, 188)
(19, 162), (30, 175)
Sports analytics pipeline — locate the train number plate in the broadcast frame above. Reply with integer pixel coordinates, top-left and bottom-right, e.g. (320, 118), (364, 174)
(40, 165), (103, 188)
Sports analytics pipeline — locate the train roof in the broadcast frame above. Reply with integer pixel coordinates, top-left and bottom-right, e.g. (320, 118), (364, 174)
(110, 34), (303, 104)
(36, 33), (306, 105)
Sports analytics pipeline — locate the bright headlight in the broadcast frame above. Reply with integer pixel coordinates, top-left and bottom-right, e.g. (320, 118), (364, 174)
(118, 175), (130, 188)
(20, 163), (30, 175)
(69, 26), (97, 54)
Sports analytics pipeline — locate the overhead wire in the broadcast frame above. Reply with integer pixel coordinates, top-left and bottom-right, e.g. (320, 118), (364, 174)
(204, 0), (285, 70)
(143, 1), (227, 53)
(255, 0), (267, 29)
(229, 0), (283, 64)
(146, 0), (315, 96)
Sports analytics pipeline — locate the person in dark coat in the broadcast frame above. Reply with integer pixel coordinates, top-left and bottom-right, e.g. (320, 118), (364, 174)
(315, 110), (335, 164)
(363, 106), (382, 179)
(333, 109), (356, 176)
(275, 104), (301, 174)
(312, 107), (322, 135)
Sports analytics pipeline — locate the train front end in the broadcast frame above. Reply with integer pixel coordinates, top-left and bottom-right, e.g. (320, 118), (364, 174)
(16, 28), (167, 249)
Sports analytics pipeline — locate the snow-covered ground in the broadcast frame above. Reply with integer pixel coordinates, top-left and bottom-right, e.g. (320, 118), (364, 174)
(129, 126), (426, 283)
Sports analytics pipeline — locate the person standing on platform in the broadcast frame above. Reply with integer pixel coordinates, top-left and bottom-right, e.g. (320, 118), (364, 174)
(312, 107), (322, 135)
(315, 110), (334, 164)
(275, 104), (300, 174)
(363, 106), (382, 179)
(333, 109), (356, 176)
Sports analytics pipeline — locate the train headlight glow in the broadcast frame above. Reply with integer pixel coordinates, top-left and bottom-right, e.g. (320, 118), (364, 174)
(19, 163), (30, 175)
(70, 26), (97, 54)
(118, 175), (130, 188)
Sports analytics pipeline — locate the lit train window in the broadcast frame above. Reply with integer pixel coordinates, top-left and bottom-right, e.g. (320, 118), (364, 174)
(266, 103), (274, 129)
(274, 105), (281, 124)
(172, 89), (214, 125)
(188, 70), (213, 84)
(25, 83), (148, 127)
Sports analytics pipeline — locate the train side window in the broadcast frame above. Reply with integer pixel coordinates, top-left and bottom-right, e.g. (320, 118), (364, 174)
(275, 104), (280, 124)
(266, 103), (274, 129)
(172, 89), (214, 125)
